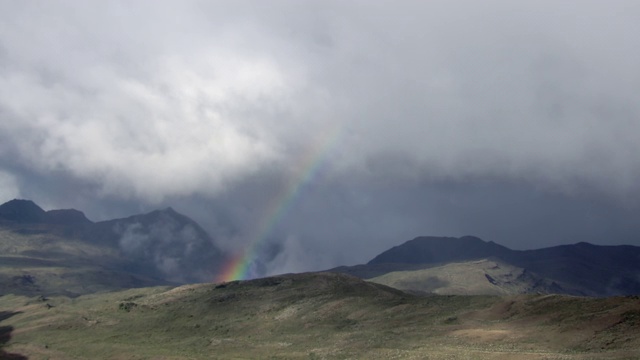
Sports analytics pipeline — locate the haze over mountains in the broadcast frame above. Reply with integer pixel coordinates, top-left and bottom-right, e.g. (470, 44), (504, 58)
(0, 199), (225, 296)
(2, 1), (640, 357)
(2, 199), (640, 358)
(2, 198), (640, 298)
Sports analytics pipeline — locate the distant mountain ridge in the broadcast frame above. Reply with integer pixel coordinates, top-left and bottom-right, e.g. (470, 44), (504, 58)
(333, 235), (640, 297)
(0, 199), (46, 222)
(4, 199), (640, 298)
(0, 199), (226, 296)
(368, 236), (511, 265)
(90, 206), (225, 283)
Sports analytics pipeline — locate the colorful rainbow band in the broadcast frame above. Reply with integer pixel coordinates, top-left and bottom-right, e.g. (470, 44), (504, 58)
(215, 125), (343, 282)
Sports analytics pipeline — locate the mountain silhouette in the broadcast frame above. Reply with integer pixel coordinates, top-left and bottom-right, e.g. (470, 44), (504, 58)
(0, 199), (92, 226)
(45, 209), (92, 225)
(368, 236), (512, 265)
(0, 199), (48, 223)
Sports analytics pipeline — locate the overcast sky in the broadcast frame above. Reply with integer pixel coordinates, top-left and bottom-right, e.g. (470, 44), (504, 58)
(2, 1), (640, 275)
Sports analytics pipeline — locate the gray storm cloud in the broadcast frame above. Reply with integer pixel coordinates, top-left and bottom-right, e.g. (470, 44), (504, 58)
(1, 1), (640, 274)
(1, 1), (639, 199)
(0, 171), (20, 201)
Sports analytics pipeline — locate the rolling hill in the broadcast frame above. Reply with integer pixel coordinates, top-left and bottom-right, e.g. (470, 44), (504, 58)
(1, 272), (639, 359)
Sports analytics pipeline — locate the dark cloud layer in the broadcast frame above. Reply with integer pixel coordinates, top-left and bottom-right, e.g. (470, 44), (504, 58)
(1, 1), (640, 276)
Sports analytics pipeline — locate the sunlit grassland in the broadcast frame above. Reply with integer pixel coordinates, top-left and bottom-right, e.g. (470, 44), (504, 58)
(1, 273), (640, 359)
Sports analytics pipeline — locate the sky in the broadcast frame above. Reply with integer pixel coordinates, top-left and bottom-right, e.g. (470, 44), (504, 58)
(1, 0), (640, 277)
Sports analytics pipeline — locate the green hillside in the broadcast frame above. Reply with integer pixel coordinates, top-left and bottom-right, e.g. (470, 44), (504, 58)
(1, 272), (640, 359)
(369, 259), (574, 296)
(0, 225), (169, 297)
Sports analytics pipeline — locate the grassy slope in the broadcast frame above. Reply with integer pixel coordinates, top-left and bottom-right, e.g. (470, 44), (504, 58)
(0, 226), (167, 297)
(369, 259), (574, 296)
(1, 272), (639, 359)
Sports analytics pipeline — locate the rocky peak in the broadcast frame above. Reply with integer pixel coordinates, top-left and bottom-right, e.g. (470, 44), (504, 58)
(0, 199), (47, 223)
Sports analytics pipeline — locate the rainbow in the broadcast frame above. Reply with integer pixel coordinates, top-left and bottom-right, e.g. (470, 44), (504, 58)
(215, 125), (344, 282)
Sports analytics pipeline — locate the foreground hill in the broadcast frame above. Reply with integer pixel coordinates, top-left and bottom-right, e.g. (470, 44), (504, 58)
(333, 236), (640, 296)
(1, 272), (639, 359)
(0, 199), (226, 296)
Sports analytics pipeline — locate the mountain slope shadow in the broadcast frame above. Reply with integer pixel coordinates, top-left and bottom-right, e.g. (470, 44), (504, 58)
(0, 311), (28, 360)
(336, 235), (640, 296)
(0, 199), (230, 296)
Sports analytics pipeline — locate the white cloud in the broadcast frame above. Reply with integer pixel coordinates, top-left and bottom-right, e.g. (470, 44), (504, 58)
(2, 1), (639, 203)
(0, 5), (303, 201)
(2, 0), (640, 261)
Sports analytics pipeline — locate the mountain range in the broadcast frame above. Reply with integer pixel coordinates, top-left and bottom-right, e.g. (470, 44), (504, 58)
(331, 235), (640, 297)
(2, 199), (640, 297)
(2, 199), (640, 358)
(0, 199), (225, 296)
